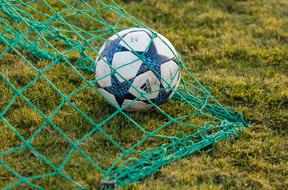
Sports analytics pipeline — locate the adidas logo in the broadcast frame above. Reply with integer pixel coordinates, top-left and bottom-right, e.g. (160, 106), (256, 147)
(140, 79), (152, 92)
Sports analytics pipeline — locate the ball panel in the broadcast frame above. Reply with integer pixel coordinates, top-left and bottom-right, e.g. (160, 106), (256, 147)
(160, 60), (181, 93)
(122, 99), (152, 112)
(119, 31), (152, 52)
(95, 57), (112, 88)
(153, 34), (177, 59)
(157, 33), (177, 55)
(108, 28), (135, 41)
(108, 28), (151, 42)
(129, 71), (160, 100)
(112, 51), (143, 82)
(99, 88), (119, 108)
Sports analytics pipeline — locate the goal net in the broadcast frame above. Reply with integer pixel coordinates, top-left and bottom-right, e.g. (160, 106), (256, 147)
(0, 0), (248, 189)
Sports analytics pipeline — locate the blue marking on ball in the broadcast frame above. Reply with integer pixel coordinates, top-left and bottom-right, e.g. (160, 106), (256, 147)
(96, 29), (180, 108)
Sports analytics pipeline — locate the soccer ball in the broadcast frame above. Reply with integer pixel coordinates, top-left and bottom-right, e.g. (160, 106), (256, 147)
(94, 28), (181, 111)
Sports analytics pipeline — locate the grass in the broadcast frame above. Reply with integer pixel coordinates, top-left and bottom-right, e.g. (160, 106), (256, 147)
(1, 0), (288, 189)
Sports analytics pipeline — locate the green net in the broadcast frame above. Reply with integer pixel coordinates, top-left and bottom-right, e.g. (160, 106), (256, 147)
(0, 0), (248, 189)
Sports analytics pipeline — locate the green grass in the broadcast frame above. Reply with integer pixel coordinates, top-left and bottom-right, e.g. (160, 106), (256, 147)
(1, 0), (288, 189)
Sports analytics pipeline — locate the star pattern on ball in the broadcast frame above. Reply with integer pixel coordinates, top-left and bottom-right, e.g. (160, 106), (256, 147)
(97, 30), (179, 107)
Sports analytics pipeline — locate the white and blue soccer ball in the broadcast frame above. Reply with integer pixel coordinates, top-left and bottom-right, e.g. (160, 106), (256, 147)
(94, 28), (181, 111)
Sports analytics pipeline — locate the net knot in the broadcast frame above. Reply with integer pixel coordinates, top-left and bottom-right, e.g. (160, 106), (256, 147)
(87, 81), (94, 87)
(55, 168), (62, 174)
(19, 177), (27, 183)
(63, 96), (69, 102)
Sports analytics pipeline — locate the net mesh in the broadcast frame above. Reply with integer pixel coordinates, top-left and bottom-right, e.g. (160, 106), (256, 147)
(0, 0), (248, 189)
